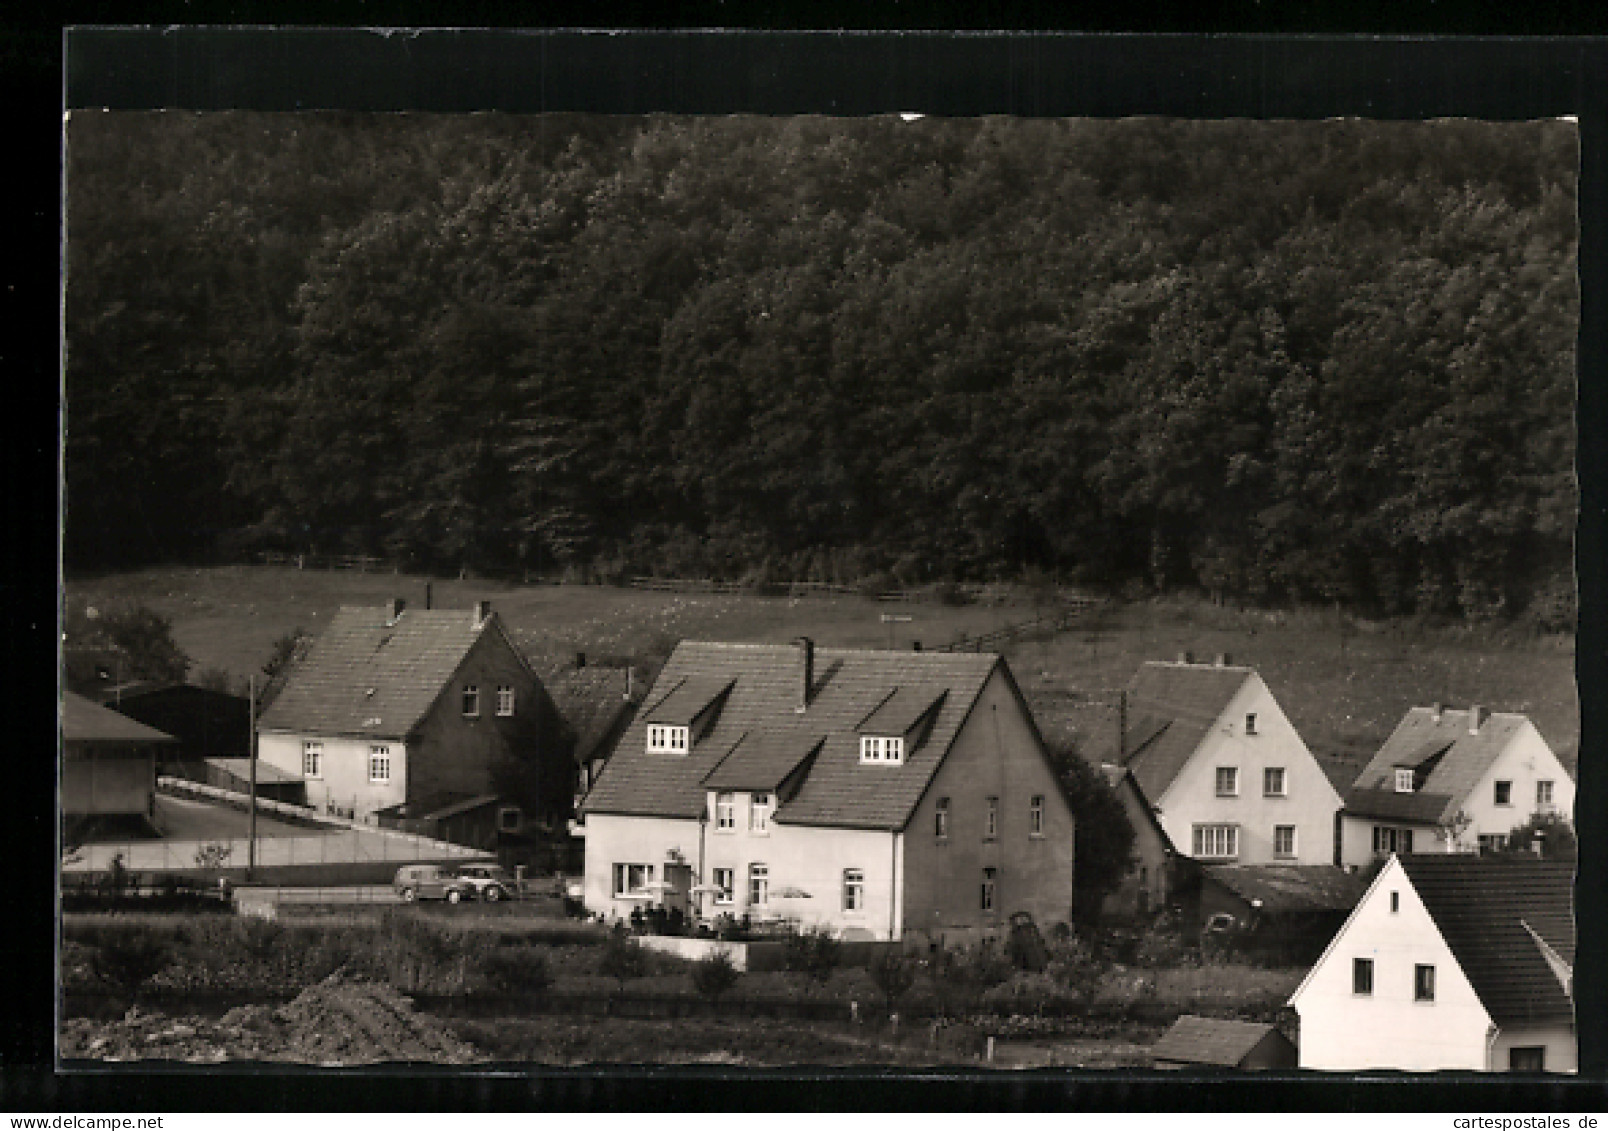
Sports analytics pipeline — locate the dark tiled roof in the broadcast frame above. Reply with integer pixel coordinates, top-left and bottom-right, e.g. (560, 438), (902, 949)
(703, 730), (824, 792)
(545, 665), (638, 763)
(1400, 855), (1575, 1027)
(581, 643), (1000, 829)
(858, 686), (947, 736)
(1350, 709), (1547, 826)
(1316, 756), (1367, 798)
(62, 691), (177, 744)
(643, 676), (735, 726)
(1150, 1015), (1291, 1067)
(1341, 787), (1457, 824)
(1203, 864), (1369, 914)
(1120, 662), (1254, 802)
(256, 606), (502, 739)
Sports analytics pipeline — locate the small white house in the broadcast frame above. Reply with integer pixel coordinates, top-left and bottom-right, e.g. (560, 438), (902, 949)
(1107, 655), (1341, 868)
(1338, 706), (1574, 866)
(1289, 853), (1575, 1072)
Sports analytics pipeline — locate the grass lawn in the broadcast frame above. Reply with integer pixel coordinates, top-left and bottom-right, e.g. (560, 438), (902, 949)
(65, 566), (1579, 768)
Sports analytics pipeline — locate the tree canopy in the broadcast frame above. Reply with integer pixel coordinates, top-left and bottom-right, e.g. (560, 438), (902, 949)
(65, 113), (1578, 623)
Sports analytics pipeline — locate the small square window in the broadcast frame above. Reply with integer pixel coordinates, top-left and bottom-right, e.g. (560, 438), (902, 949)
(1494, 780), (1513, 806)
(1395, 768), (1415, 793)
(1353, 957), (1374, 995)
(498, 806), (522, 832)
(1215, 767), (1239, 797)
(1263, 767), (1286, 797)
(461, 685), (480, 717)
(1415, 964), (1436, 1002)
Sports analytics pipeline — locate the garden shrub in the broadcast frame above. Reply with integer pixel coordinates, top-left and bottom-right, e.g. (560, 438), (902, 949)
(597, 929), (649, 988)
(783, 926), (841, 983)
(690, 949), (741, 1002)
(89, 927), (174, 999)
(868, 950), (918, 1015)
(479, 944), (554, 997)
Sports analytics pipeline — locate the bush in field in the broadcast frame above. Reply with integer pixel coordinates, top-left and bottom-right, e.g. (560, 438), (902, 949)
(378, 909), (466, 993)
(783, 926), (842, 983)
(978, 971), (1088, 1017)
(868, 950), (918, 1016)
(90, 928), (174, 1000)
(479, 944), (554, 997)
(1044, 934), (1107, 1006)
(598, 928), (649, 990)
(691, 949), (741, 1002)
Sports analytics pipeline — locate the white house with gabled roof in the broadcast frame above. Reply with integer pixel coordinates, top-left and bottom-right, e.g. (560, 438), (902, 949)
(1289, 853), (1575, 1072)
(1105, 655), (1341, 869)
(578, 639), (1075, 944)
(1338, 705), (1574, 866)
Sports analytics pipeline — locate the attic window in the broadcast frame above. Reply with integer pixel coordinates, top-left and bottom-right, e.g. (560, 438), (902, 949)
(648, 724), (689, 754)
(1395, 768), (1415, 794)
(1245, 713), (1257, 735)
(860, 735), (904, 764)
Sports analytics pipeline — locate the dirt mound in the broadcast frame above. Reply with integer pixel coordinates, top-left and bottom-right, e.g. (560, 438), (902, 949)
(61, 975), (484, 1065)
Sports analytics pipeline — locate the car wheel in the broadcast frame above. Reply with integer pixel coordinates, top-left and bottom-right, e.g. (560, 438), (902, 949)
(485, 886), (503, 902)
(447, 889), (463, 905)
(400, 887), (417, 903)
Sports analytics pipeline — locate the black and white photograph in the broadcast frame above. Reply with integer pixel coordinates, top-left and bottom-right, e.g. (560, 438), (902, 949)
(54, 31), (1589, 1089)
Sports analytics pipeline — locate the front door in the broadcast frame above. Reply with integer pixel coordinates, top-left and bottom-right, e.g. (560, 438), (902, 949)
(665, 863), (693, 921)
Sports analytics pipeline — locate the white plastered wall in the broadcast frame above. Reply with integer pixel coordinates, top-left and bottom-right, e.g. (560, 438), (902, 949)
(1290, 856), (1493, 1071)
(257, 731), (407, 818)
(1155, 673), (1342, 865)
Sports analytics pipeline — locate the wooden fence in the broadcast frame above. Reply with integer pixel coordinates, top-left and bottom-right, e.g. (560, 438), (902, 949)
(930, 599), (1104, 654)
(258, 551), (389, 572)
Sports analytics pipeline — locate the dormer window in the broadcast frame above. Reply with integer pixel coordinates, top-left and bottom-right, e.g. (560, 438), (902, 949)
(860, 735), (905, 764)
(1395, 768), (1415, 793)
(648, 724), (690, 753)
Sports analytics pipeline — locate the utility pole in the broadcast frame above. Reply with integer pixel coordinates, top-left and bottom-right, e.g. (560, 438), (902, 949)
(248, 674), (258, 878)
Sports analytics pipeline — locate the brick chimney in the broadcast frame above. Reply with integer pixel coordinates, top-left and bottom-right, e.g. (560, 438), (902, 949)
(912, 641), (922, 652)
(386, 598), (406, 625)
(474, 600), (492, 628)
(795, 637), (815, 713)
(1214, 652), (1231, 667)
(1177, 651), (1194, 665)
(1469, 704), (1488, 734)
(575, 651), (587, 669)
(1431, 702), (1443, 723)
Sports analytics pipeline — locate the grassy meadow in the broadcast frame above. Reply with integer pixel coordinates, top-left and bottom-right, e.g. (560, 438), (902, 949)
(65, 566), (1579, 771)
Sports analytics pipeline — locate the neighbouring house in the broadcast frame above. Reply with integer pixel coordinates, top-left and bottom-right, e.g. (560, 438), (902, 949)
(62, 690), (176, 836)
(1196, 863), (1373, 964)
(99, 681), (252, 776)
(1149, 1015), (1299, 1071)
(579, 639), (1076, 944)
(1098, 763), (1197, 922)
(256, 599), (571, 832)
(1104, 654), (1342, 871)
(544, 657), (640, 812)
(1337, 705), (1575, 867)
(1288, 854), (1575, 1072)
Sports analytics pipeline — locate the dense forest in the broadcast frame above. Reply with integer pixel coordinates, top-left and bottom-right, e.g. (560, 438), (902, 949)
(64, 113), (1578, 624)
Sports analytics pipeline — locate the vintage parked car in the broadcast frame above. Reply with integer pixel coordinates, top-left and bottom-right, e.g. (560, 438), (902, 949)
(392, 864), (473, 904)
(454, 863), (519, 902)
